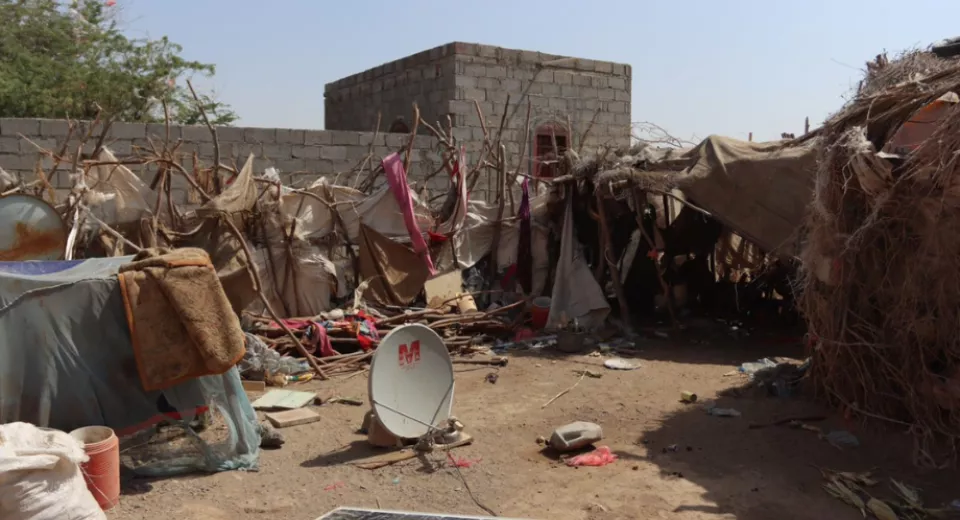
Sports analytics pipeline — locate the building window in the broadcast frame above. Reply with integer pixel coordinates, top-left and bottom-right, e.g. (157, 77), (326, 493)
(533, 124), (568, 179)
(389, 117), (410, 134)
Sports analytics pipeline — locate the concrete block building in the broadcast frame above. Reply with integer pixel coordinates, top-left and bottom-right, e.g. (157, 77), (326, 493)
(325, 42), (632, 179)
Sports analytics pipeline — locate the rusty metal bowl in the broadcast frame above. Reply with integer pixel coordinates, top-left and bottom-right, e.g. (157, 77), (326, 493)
(0, 194), (67, 261)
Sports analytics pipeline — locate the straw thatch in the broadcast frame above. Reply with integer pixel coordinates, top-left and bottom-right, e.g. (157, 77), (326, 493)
(799, 50), (960, 467)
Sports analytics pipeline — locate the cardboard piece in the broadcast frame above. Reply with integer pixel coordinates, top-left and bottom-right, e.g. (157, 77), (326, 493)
(266, 408), (321, 428)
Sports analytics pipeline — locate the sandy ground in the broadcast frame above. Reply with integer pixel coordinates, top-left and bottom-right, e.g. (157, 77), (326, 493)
(109, 337), (960, 520)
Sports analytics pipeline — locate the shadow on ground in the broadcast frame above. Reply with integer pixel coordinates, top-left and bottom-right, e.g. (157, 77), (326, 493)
(634, 382), (960, 519)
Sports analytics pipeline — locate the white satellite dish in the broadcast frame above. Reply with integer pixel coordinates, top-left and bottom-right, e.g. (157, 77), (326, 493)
(369, 323), (455, 439)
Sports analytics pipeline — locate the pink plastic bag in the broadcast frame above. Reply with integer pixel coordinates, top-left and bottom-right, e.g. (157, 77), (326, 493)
(566, 446), (617, 467)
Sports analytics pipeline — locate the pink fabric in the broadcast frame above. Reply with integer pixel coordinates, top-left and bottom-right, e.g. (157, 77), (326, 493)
(382, 153), (436, 275)
(566, 446), (618, 467)
(310, 322), (336, 358)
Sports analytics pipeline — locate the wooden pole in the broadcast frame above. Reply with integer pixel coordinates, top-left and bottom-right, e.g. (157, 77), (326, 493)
(596, 190), (632, 332)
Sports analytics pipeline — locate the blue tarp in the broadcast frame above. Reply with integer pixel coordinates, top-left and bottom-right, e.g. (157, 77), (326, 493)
(0, 258), (259, 475)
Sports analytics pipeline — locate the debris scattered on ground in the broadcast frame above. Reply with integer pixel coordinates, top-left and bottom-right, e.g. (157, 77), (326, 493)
(447, 453), (481, 468)
(324, 396), (365, 406)
(680, 391), (698, 403)
(566, 446), (617, 467)
(548, 421), (603, 452)
(603, 358), (640, 370)
(818, 467), (957, 519)
(257, 422), (285, 449)
(541, 371), (590, 408)
(484, 372), (499, 384)
(703, 401), (741, 418)
(574, 369), (603, 378)
(251, 389), (317, 410)
(824, 430), (860, 450)
(265, 408), (321, 428)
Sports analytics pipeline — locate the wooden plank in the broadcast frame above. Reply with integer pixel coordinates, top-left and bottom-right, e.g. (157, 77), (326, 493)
(265, 408), (321, 428)
(242, 380), (266, 392)
(251, 389), (317, 410)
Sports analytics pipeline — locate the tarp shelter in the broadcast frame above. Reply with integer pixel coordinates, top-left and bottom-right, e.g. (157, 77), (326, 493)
(0, 258), (259, 476)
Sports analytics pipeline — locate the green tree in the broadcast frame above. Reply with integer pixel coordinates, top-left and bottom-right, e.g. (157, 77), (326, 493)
(0, 0), (237, 125)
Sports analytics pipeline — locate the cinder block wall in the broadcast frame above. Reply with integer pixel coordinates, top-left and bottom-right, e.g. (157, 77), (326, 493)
(448, 42), (632, 161)
(0, 118), (440, 203)
(324, 44), (456, 134)
(325, 42), (631, 182)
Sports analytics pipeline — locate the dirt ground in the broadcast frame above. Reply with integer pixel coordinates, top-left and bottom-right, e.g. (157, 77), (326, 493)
(109, 336), (960, 520)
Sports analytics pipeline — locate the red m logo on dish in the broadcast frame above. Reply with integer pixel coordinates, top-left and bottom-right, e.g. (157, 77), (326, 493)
(398, 341), (421, 366)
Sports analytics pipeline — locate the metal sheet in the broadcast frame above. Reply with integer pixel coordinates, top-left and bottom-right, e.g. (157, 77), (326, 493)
(0, 195), (67, 261)
(316, 508), (524, 520)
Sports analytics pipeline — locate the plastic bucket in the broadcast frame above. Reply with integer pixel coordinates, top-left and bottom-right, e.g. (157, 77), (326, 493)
(70, 426), (120, 510)
(531, 296), (551, 329)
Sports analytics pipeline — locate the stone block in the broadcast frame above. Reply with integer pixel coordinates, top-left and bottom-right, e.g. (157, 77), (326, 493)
(108, 139), (133, 156)
(561, 85), (579, 98)
(260, 144), (292, 160)
(609, 77), (627, 90)
(275, 158), (306, 173)
(384, 133), (407, 147)
(0, 137), (19, 153)
(304, 130), (332, 145)
(451, 127), (471, 141)
(529, 96), (549, 108)
(592, 76), (609, 89)
(109, 122), (146, 140)
(615, 113), (632, 125)
(574, 59), (595, 72)
(487, 90), (509, 103)
(535, 69), (553, 83)
(182, 125), (213, 142)
(595, 61), (614, 74)
(146, 123), (181, 141)
(331, 132), (360, 146)
(599, 89), (616, 101)
(554, 71), (573, 85)
(608, 101), (627, 114)
(615, 89), (631, 102)
(486, 65), (507, 78)
(541, 83), (561, 97)
(244, 127), (277, 144)
(476, 77), (500, 90)
(276, 129), (305, 145)
(216, 126), (246, 142)
(40, 119), (71, 137)
(548, 98), (567, 110)
(464, 63), (486, 77)
(292, 145), (321, 160)
(573, 74), (592, 87)
(321, 145), (348, 160)
(501, 78), (522, 93)
(612, 63), (626, 76)
(1, 118), (40, 137)
(462, 88), (486, 102)
(454, 75), (477, 89)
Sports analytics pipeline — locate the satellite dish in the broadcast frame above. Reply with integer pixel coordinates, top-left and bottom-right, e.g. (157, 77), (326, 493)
(0, 195), (67, 262)
(369, 323), (454, 439)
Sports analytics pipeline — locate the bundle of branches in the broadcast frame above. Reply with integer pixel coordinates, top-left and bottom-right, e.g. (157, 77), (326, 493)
(799, 50), (960, 468)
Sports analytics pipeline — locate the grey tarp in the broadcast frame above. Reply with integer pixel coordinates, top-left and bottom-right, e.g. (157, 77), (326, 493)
(0, 258), (259, 475)
(674, 136), (816, 257)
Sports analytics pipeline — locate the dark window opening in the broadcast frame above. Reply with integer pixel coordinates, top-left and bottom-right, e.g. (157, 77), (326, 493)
(389, 118), (410, 134)
(534, 131), (567, 179)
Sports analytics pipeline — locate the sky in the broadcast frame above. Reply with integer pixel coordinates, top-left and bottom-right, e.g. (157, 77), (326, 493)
(117, 0), (960, 142)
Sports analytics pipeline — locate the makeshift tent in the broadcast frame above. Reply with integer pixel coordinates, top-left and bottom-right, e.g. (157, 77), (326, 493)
(0, 258), (259, 476)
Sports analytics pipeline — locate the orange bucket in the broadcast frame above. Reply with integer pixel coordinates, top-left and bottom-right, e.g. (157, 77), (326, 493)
(530, 296), (551, 329)
(70, 426), (120, 510)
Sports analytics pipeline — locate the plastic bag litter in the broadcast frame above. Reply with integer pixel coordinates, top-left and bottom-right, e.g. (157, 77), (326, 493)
(0, 422), (106, 520)
(565, 446), (618, 467)
(738, 358), (778, 377)
(239, 333), (308, 376)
